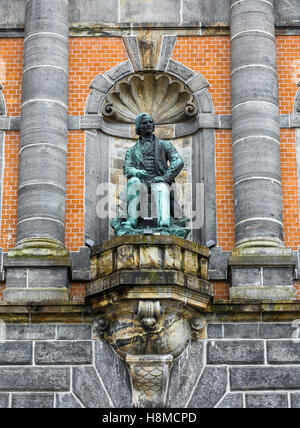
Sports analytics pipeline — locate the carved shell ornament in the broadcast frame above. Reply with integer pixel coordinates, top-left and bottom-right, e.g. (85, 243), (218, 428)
(102, 73), (198, 124)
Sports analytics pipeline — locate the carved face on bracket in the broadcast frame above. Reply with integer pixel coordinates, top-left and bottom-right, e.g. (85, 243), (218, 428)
(136, 113), (155, 138)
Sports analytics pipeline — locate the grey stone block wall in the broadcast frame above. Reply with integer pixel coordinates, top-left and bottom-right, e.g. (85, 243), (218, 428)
(0, 322), (299, 408)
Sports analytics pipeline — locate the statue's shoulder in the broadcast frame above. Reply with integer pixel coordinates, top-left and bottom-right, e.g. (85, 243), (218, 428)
(126, 141), (139, 154)
(155, 136), (171, 146)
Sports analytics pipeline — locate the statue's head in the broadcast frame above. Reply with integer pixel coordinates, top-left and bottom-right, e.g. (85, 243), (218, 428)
(135, 113), (155, 137)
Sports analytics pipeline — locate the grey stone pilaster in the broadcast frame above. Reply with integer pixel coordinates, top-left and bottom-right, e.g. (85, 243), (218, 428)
(229, 0), (296, 301)
(17, 0), (69, 246)
(3, 0), (70, 304)
(230, 0), (282, 248)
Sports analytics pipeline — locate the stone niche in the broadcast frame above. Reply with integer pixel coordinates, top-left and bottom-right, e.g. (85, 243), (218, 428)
(86, 235), (213, 408)
(85, 68), (216, 247)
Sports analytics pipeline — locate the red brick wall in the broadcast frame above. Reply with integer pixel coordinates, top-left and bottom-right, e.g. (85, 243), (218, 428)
(172, 36), (231, 114)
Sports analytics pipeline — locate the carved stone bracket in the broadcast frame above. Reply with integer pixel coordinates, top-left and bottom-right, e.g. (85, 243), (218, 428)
(88, 236), (213, 407)
(126, 354), (173, 408)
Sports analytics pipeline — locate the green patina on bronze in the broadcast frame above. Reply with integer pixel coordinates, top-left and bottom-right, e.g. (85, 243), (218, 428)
(111, 113), (190, 238)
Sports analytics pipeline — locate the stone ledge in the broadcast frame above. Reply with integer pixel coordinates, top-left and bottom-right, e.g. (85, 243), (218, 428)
(87, 284), (212, 312)
(90, 235), (209, 257)
(230, 286), (297, 302)
(3, 288), (70, 304)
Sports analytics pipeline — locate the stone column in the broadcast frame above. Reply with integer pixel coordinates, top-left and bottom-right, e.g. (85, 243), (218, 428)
(3, 0), (70, 303)
(229, 0), (296, 301)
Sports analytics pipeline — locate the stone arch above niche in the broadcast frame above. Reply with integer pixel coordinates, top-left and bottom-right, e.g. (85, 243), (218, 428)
(85, 34), (213, 139)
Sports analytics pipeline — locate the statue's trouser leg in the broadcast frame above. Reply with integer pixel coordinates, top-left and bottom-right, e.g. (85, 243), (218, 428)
(126, 177), (142, 227)
(153, 183), (170, 227)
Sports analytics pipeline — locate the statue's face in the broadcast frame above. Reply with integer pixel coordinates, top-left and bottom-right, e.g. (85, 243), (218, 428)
(139, 115), (154, 137)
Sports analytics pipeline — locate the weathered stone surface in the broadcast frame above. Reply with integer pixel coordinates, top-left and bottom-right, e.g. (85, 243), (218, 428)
(259, 323), (296, 339)
(267, 341), (300, 364)
(94, 340), (132, 408)
(56, 325), (92, 340)
(139, 246), (162, 269)
(291, 393), (300, 409)
(99, 250), (114, 277)
(164, 245), (181, 270)
(230, 286), (296, 302)
(157, 36), (177, 71)
(0, 394), (9, 409)
(0, 368), (70, 392)
(72, 366), (111, 408)
(263, 267), (293, 286)
(230, 367), (300, 391)
(6, 268), (27, 288)
(166, 60), (195, 82)
(70, 0), (118, 23)
(168, 340), (204, 408)
(35, 341), (92, 365)
(182, 0), (230, 24)
(186, 73), (209, 93)
(245, 393), (288, 409)
(183, 250), (198, 276)
(56, 393), (82, 409)
(90, 256), (98, 280)
(119, 0), (181, 23)
(223, 323), (296, 339)
(188, 366), (228, 408)
(0, 342), (32, 365)
(117, 245), (139, 270)
(207, 340), (264, 365)
(90, 74), (113, 94)
(231, 267), (262, 287)
(224, 323), (260, 339)
(207, 324), (223, 339)
(105, 61), (133, 83)
(70, 247), (90, 281)
(12, 393), (54, 409)
(5, 324), (56, 340)
(27, 267), (68, 288)
(216, 393), (244, 409)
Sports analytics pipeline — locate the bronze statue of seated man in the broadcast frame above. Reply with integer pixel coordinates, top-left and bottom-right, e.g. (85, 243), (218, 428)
(111, 113), (189, 237)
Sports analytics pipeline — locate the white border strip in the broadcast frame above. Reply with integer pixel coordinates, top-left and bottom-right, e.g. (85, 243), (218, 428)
(232, 100), (278, 111)
(234, 177), (282, 187)
(233, 135), (280, 147)
(235, 217), (283, 228)
(21, 99), (68, 110)
(23, 65), (68, 75)
(19, 143), (67, 155)
(231, 30), (274, 42)
(231, 64), (277, 76)
(24, 32), (68, 44)
(17, 217), (65, 227)
(231, 0), (273, 9)
(19, 182), (66, 192)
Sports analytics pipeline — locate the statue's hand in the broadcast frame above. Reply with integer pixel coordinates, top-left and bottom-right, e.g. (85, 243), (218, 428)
(136, 170), (149, 179)
(153, 176), (165, 183)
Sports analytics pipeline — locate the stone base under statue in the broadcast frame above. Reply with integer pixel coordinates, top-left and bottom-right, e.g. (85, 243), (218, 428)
(111, 217), (190, 239)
